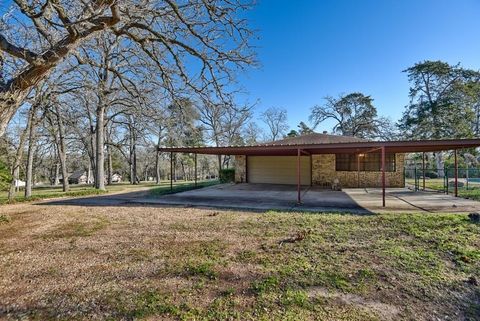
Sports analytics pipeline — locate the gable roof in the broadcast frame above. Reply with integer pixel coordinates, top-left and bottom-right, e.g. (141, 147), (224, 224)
(69, 170), (87, 180)
(265, 133), (367, 146)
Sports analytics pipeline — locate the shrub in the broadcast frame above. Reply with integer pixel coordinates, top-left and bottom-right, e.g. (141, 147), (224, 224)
(219, 168), (235, 183)
(424, 171), (439, 179)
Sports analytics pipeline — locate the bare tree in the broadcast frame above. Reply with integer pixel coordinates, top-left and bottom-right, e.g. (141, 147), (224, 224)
(261, 107), (289, 141)
(0, 0), (256, 137)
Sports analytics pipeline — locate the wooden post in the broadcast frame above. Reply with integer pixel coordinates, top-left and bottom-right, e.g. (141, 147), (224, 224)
(194, 153), (197, 187)
(381, 146), (386, 207)
(454, 149), (458, 197)
(422, 152), (426, 191)
(170, 152), (173, 191)
(297, 148), (301, 204)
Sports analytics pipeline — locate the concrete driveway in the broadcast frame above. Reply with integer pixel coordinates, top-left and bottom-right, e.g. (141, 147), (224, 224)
(44, 183), (480, 213)
(131, 183), (480, 213)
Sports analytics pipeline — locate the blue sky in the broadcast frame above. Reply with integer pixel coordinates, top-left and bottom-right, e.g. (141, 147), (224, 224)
(240, 0), (480, 132)
(2, 0), (480, 134)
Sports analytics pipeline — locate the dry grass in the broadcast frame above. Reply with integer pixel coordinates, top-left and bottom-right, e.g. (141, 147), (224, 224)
(0, 202), (479, 320)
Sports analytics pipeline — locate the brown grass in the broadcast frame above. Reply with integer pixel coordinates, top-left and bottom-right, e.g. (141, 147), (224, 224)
(0, 203), (479, 320)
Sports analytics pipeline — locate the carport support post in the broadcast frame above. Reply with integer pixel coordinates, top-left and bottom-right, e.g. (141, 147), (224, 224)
(194, 153), (197, 187)
(170, 152), (173, 192)
(454, 149), (458, 197)
(381, 146), (386, 207)
(297, 148), (301, 204)
(422, 152), (426, 191)
(357, 154), (360, 188)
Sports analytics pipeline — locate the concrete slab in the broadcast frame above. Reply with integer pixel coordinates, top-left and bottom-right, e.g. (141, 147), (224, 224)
(43, 183), (480, 213)
(132, 183), (369, 213)
(131, 183), (480, 213)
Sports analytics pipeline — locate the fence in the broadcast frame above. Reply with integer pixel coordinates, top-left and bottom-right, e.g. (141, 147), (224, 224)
(404, 167), (480, 195)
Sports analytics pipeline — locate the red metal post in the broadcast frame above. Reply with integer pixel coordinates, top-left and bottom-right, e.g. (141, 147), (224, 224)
(310, 154), (313, 187)
(245, 155), (249, 183)
(422, 152), (426, 191)
(170, 152), (173, 191)
(297, 148), (301, 204)
(381, 146), (386, 207)
(357, 154), (360, 188)
(194, 153), (197, 187)
(454, 149), (458, 197)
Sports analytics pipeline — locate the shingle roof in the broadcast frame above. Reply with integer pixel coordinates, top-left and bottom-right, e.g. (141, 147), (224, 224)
(264, 133), (368, 146)
(69, 170), (86, 179)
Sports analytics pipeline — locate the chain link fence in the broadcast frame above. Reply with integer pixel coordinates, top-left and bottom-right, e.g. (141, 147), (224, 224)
(404, 167), (480, 198)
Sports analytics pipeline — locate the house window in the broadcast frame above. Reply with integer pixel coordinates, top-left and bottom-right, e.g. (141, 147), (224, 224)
(335, 153), (396, 172)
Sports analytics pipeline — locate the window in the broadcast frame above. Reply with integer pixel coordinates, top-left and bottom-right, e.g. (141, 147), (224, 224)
(335, 153), (396, 172)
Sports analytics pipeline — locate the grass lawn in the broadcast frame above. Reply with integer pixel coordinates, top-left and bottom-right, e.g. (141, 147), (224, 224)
(0, 180), (218, 204)
(406, 178), (480, 201)
(0, 204), (479, 320)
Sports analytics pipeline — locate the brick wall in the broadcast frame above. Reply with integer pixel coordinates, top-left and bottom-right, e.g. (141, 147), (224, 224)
(234, 155), (247, 183)
(312, 154), (405, 188)
(235, 153), (405, 188)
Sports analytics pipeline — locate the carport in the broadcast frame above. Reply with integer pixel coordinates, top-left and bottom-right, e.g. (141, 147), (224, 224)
(158, 138), (480, 207)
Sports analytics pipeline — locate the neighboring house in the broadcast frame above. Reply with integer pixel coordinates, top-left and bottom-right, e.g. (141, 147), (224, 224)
(68, 170), (92, 185)
(111, 173), (122, 183)
(233, 133), (405, 188)
(14, 179), (25, 188)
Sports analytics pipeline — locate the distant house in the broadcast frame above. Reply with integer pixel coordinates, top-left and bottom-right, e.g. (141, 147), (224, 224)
(14, 179), (25, 188)
(56, 170), (121, 185)
(111, 173), (122, 183)
(68, 170), (92, 185)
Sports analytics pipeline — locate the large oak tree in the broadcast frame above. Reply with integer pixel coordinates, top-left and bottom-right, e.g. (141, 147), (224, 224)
(0, 0), (255, 137)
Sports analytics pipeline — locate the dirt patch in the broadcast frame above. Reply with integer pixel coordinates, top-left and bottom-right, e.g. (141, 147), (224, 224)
(307, 286), (400, 320)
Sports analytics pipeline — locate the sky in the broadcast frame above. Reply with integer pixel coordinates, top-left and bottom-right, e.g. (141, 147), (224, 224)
(2, 0), (480, 134)
(240, 0), (480, 132)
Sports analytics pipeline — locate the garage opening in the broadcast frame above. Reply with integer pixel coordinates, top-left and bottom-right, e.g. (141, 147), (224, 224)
(247, 156), (311, 185)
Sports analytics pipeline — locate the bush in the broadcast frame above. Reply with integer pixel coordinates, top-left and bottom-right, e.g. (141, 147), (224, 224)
(448, 180), (465, 187)
(425, 171), (439, 179)
(0, 160), (11, 191)
(219, 168), (235, 183)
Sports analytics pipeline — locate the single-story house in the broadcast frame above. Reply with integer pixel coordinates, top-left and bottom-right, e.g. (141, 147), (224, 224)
(158, 132), (480, 206)
(67, 170), (122, 184)
(111, 173), (122, 183)
(68, 170), (92, 185)
(232, 133), (404, 188)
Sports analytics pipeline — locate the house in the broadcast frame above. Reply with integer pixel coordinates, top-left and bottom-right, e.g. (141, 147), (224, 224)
(111, 173), (122, 183)
(68, 170), (92, 185)
(158, 132), (480, 206)
(232, 133), (405, 188)
(14, 179), (25, 188)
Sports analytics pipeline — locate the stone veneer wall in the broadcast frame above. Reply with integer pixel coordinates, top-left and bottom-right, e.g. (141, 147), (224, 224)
(234, 155), (247, 183)
(312, 154), (405, 188)
(234, 154), (405, 187)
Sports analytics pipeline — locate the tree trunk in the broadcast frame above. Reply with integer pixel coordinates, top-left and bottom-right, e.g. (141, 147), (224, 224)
(106, 129), (113, 185)
(54, 104), (69, 192)
(53, 163), (60, 185)
(89, 126), (96, 186)
(7, 108), (32, 201)
(25, 106), (38, 197)
(0, 91), (29, 138)
(87, 161), (92, 184)
(435, 152), (445, 178)
(155, 128), (162, 184)
(129, 123), (138, 184)
(155, 150), (161, 184)
(95, 104), (106, 190)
